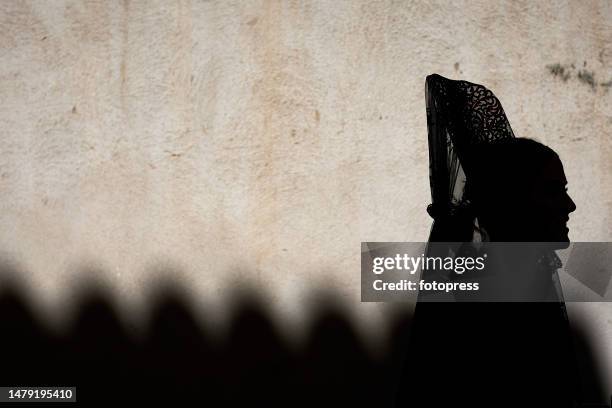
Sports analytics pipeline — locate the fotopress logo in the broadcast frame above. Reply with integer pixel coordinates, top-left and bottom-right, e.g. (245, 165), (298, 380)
(363, 245), (488, 297)
(371, 253), (487, 275)
(361, 242), (612, 303)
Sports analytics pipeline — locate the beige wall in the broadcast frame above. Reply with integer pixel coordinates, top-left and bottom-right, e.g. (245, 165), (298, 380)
(0, 0), (611, 387)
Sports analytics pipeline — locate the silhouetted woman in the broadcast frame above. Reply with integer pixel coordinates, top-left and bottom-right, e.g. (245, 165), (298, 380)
(395, 75), (591, 407)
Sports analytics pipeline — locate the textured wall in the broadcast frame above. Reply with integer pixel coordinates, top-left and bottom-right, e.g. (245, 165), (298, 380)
(0, 0), (611, 386)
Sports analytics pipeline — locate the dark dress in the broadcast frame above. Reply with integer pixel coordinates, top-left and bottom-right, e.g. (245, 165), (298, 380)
(396, 284), (580, 406)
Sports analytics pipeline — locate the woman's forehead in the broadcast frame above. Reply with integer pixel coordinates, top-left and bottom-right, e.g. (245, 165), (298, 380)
(537, 156), (568, 184)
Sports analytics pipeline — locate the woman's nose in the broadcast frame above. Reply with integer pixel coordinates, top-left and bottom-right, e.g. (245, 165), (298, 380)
(566, 193), (577, 213)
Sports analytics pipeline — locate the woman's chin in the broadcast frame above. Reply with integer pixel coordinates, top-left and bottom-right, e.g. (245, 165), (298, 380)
(548, 232), (570, 249)
(553, 240), (571, 249)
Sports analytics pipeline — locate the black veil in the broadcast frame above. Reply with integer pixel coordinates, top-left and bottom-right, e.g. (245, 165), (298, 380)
(425, 73), (515, 243)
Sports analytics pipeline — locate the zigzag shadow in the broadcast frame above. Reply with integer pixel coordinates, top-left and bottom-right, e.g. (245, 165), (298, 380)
(0, 263), (412, 407)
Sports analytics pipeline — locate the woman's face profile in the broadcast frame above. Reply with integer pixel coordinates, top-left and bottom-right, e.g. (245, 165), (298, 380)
(525, 155), (576, 246)
(473, 141), (577, 247)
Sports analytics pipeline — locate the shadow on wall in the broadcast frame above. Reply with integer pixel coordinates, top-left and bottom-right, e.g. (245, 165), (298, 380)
(0, 260), (607, 407)
(0, 262), (412, 407)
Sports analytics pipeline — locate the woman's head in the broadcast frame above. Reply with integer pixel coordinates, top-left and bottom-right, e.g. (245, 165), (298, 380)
(467, 138), (576, 245)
